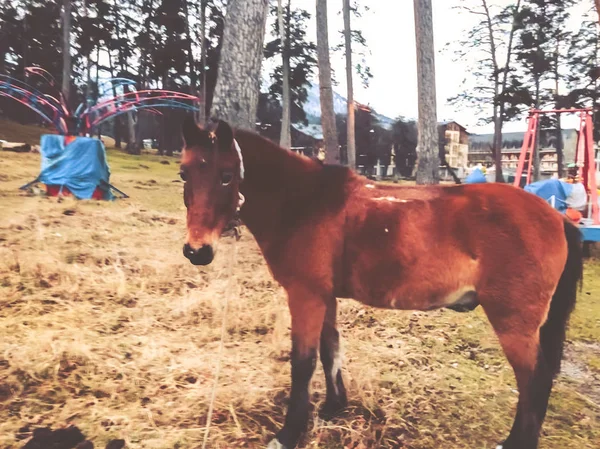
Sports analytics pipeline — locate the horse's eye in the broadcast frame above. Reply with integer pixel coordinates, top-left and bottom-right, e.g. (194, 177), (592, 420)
(221, 171), (234, 186)
(179, 169), (187, 181)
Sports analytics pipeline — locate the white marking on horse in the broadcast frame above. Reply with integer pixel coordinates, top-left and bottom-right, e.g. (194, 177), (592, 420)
(266, 438), (285, 449)
(330, 348), (343, 396)
(233, 139), (245, 180)
(443, 286), (477, 306)
(384, 228), (389, 233)
(366, 184), (375, 189)
(372, 196), (409, 203)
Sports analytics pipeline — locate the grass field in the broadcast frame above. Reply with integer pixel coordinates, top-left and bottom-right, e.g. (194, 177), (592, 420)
(0, 124), (599, 449)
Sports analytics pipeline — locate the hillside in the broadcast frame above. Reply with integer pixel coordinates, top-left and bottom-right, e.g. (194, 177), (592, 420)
(0, 118), (52, 145)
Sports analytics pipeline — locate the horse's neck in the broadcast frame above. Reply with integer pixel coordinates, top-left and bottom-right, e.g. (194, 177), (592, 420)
(235, 131), (319, 242)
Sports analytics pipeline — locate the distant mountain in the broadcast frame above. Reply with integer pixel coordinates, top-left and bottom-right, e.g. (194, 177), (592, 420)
(303, 83), (395, 130)
(303, 83), (348, 119)
(288, 83), (396, 140)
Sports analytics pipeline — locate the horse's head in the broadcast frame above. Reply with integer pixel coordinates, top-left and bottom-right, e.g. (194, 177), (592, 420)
(180, 116), (244, 265)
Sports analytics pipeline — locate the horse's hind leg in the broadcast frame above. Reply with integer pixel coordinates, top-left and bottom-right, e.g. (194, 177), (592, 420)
(482, 296), (553, 449)
(319, 297), (347, 420)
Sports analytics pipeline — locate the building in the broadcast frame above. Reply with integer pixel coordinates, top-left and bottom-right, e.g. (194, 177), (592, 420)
(439, 121), (471, 179)
(469, 129), (578, 177)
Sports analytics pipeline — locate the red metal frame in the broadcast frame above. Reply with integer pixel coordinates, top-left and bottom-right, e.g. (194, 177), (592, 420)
(514, 108), (599, 225)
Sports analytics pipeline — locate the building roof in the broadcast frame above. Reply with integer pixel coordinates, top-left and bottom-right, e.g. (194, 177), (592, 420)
(439, 120), (470, 134)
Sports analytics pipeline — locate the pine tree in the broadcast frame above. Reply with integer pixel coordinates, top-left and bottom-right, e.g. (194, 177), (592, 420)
(566, 11), (600, 141)
(316, 0), (339, 164)
(514, 0), (575, 179)
(450, 0), (523, 182)
(414, 0), (439, 184)
(277, 0), (291, 148)
(211, 0), (270, 130)
(343, 0), (356, 170)
(264, 4), (317, 127)
(62, 0), (72, 104)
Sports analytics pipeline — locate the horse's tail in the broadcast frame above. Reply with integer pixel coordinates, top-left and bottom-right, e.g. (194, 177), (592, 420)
(539, 219), (583, 377)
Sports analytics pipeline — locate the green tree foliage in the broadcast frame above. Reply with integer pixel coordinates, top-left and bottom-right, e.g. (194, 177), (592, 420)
(449, 0), (524, 182)
(0, 0), (228, 153)
(514, 0), (575, 108)
(0, 2), (63, 123)
(264, 4), (317, 125)
(513, 0), (575, 178)
(566, 12), (600, 141)
(333, 1), (373, 88)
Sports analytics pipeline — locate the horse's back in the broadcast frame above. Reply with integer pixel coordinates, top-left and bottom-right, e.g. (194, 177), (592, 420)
(341, 181), (569, 310)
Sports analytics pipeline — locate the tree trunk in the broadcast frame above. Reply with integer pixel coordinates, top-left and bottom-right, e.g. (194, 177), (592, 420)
(184, 0), (197, 96)
(83, 0), (92, 123)
(278, 0), (291, 148)
(61, 0), (72, 106)
(495, 0), (521, 183)
(198, 0), (207, 124)
(493, 108), (504, 182)
(108, 55), (122, 149)
(316, 0), (339, 164)
(114, 4), (138, 154)
(413, 0), (439, 185)
(126, 111), (138, 153)
(554, 39), (564, 178)
(96, 47), (102, 140)
(555, 113), (564, 177)
(343, 0), (356, 169)
(210, 0), (269, 130)
(595, 0), (600, 25)
(533, 81), (541, 181)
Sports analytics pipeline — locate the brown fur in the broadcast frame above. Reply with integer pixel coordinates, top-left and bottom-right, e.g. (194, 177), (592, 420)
(181, 120), (582, 449)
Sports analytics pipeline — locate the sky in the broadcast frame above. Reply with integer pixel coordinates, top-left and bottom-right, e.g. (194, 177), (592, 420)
(288, 0), (593, 135)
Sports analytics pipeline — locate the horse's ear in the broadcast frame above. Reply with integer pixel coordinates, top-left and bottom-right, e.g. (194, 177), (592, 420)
(182, 115), (201, 146)
(208, 118), (234, 152)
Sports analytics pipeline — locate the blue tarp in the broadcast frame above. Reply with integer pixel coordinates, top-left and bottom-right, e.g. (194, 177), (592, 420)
(524, 179), (574, 213)
(465, 168), (487, 184)
(38, 134), (113, 199)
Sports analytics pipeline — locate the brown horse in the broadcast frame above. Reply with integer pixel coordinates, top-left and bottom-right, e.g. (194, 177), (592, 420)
(180, 117), (582, 449)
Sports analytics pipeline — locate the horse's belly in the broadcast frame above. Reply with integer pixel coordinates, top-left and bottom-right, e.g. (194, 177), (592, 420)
(344, 249), (480, 312)
(350, 283), (478, 311)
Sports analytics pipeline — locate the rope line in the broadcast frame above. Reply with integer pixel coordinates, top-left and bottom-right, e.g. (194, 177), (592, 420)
(201, 240), (237, 449)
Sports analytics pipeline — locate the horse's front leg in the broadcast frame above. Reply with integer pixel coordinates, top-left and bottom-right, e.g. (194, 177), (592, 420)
(267, 285), (327, 449)
(319, 297), (347, 420)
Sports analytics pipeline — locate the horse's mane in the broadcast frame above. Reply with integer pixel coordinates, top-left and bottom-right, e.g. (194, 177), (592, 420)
(233, 129), (321, 172)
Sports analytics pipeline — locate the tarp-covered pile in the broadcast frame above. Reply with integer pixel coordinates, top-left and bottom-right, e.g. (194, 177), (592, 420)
(524, 179), (588, 213)
(36, 134), (113, 200)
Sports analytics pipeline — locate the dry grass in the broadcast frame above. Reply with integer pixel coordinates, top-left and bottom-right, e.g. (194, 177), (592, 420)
(0, 118), (51, 144)
(0, 130), (599, 449)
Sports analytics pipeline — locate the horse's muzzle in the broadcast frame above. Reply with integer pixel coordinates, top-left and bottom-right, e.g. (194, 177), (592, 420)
(183, 243), (215, 265)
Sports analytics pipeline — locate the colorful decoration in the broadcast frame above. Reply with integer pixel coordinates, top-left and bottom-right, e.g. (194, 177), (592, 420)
(0, 67), (202, 136)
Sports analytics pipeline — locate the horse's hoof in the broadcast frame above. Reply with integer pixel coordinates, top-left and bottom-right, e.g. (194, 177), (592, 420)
(266, 438), (287, 449)
(318, 399), (347, 421)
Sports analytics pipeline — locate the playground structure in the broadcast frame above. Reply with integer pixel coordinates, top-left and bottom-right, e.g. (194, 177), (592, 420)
(0, 67), (202, 136)
(0, 67), (202, 199)
(514, 108), (600, 242)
